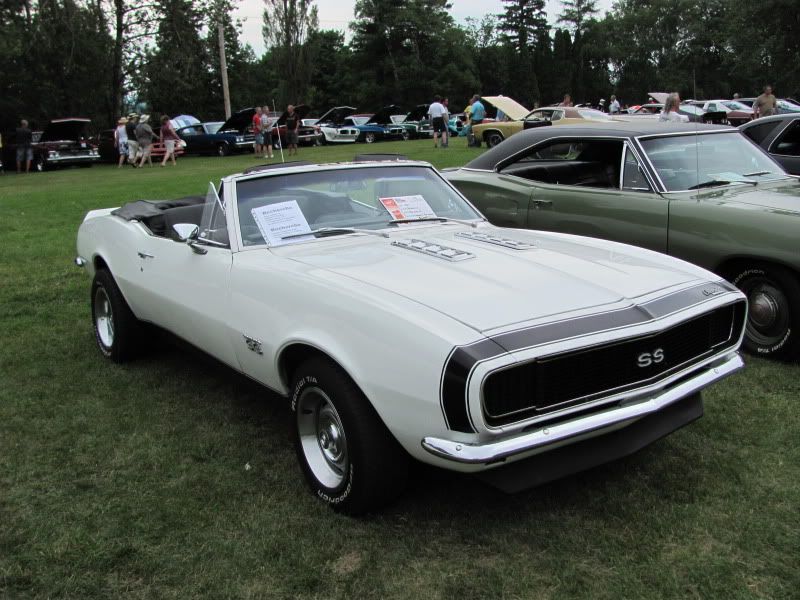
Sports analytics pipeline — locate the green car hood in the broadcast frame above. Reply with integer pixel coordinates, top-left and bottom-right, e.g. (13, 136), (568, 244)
(692, 179), (800, 215)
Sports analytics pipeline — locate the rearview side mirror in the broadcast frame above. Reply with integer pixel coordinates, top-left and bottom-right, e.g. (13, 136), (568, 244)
(172, 223), (207, 255)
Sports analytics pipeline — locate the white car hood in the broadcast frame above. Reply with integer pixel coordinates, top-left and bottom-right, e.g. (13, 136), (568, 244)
(275, 226), (707, 333)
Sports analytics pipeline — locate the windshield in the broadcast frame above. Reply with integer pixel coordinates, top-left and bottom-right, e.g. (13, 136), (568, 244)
(235, 165), (482, 247)
(777, 100), (800, 113)
(577, 109), (612, 121)
(640, 132), (788, 192)
(723, 100), (750, 111)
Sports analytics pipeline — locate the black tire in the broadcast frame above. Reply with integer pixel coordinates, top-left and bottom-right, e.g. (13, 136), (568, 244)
(290, 357), (409, 515)
(216, 143), (230, 157)
(401, 130), (410, 141)
(91, 269), (145, 363)
(364, 132), (376, 144)
(728, 262), (800, 360)
(485, 131), (504, 148)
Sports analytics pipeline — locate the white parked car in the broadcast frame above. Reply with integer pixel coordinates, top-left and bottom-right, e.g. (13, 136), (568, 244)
(75, 160), (747, 514)
(314, 106), (360, 144)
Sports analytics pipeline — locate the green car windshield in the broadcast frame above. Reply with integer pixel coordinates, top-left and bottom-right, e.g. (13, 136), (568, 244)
(640, 132), (789, 192)
(235, 165), (482, 247)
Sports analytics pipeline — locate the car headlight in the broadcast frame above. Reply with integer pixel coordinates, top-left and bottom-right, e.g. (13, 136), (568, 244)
(48, 150), (59, 158)
(236, 135), (244, 142)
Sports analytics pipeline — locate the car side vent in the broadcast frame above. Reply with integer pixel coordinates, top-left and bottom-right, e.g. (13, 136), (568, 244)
(391, 239), (475, 262)
(455, 231), (535, 250)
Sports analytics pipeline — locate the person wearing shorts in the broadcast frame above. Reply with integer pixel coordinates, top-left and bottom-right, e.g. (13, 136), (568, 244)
(135, 114), (155, 167)
(114, 117), (128, 168)
(159, 115), (180, 166)
(261, 106), (274, 159)
(252, 106), (264, 155)
(15, 119), (33, 173)
(285, 105), (299, 156)
(428, 95), (447, 148)
(125, 114), (140, 165)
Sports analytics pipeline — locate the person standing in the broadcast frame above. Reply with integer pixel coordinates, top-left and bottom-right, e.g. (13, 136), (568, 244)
(442, 98), (451, 147)
(135, 114), (155, 167)
(658, 93), (689, 122)
(285, 105), (299, 156)
(159, 115), (179, 166)
(125, 114), (140, 166)
(753, 85), (777, 118)
(427, 95), (446, 148)
(558, 94), (573, 107)
(609, 95), (621, 114)
(114, 117), (128, 168)
(15, 119), (33, 173)
(252, 106), (264, 156)
(261, 105), (274, 159)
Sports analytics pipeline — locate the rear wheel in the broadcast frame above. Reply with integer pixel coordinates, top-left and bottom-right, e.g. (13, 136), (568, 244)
(91, 269), (145, 363)
(291, 357), (408, 515)
(729, 262), (800, 360)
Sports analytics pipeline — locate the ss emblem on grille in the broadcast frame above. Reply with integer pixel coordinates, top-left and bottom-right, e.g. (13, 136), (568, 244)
(637, 348), (664, 368)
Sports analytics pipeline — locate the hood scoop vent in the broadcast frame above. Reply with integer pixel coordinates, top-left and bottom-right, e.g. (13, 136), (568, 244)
(391, 239), (475, 262)
(455, 231), (536, 250)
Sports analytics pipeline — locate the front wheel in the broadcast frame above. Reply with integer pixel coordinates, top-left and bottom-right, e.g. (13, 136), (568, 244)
(485, 132), (504, 148)
(91, 269), (145, 363)
(216, 143), (230, 157)
(364, 132), (376, 144)
(730, 262), (800, 360)
(401, 130), (410, 141)
(291, 357), (408, 515)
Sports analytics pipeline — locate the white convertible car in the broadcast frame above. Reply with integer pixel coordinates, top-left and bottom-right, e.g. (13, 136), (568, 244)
(75, 159), (747, 514)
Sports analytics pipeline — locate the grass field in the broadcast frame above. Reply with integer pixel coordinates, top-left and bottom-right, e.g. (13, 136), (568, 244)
(1, 140), (798, 599)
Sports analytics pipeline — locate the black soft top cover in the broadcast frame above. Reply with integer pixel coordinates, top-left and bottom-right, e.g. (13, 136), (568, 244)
(111, 195), (205, 221)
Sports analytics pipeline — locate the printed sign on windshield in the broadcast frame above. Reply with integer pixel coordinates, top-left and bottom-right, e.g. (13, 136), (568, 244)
(379, 195), (436, 221)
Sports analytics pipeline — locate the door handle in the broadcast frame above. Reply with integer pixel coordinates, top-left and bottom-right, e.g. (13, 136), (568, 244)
(137, 251), (155, 259)
(531, 199), (553, 209)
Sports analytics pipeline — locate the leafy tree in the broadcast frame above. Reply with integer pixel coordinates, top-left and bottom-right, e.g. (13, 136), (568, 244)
(140, 0), (213, 118)
(262, 0), (318, 105)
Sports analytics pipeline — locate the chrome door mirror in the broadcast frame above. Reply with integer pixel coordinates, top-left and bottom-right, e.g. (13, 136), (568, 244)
(173, 223), (199, 241)
(172, 223), (207, 254)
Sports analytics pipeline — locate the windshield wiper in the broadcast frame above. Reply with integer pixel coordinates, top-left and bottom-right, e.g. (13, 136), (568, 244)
(281, 227), (389, 240)
(387, 216), (482, 228)
(688, 178), (755, 190)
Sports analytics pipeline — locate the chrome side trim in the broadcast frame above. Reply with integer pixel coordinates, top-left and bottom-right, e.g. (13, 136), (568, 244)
(423, 352), (743, 464)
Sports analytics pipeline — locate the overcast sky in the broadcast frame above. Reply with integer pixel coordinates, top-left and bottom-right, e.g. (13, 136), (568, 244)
(234, 0), (614, 57)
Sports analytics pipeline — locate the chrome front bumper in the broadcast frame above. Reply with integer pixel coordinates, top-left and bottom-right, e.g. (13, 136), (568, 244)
(422, 352), (743, 465)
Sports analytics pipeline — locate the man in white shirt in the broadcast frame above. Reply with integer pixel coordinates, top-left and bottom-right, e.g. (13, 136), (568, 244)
(428, 95), (447, 148)
(609, 95), (620, 114)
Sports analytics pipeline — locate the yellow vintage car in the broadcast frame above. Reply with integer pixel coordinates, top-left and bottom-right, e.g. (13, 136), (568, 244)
(474, 97), (615, 147)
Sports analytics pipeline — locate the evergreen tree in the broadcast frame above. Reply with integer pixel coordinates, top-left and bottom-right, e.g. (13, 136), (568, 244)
(558, 0), (598, 35)
(497, 0), (547, 52)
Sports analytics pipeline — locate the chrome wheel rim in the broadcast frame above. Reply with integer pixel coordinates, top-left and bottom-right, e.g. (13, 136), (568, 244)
(297, 387), (348, 489)
(742, 279), (789, 347)
(488, 134), (502, 147)
(94, 286), (114, 348)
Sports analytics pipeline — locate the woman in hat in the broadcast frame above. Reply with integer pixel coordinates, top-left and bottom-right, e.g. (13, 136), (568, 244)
(114, 117), (128, 168)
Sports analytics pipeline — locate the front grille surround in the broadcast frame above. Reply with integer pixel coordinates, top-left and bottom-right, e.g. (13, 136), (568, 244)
(481, 301), (745, 427)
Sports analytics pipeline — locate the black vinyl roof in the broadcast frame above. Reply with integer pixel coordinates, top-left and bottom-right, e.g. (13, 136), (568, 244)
(465, 122), (735, 170)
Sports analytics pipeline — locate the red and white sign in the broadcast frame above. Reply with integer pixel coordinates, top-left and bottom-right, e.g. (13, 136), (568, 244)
(379, 195), (436, 221)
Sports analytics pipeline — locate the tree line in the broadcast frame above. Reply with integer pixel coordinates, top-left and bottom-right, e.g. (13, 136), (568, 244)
(1, 0), (797, 131)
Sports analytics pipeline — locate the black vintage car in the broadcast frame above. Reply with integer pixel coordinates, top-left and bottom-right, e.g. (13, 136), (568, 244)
(740, 114), (800, 175)
(177, 109), (255, 156)
(1, 118), (99, 171)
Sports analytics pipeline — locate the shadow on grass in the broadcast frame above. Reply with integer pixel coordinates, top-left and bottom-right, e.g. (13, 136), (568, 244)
(132, 329), (708, 528)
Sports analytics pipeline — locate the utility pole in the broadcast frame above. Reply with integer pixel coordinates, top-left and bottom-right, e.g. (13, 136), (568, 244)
(217, 1), (231, 119)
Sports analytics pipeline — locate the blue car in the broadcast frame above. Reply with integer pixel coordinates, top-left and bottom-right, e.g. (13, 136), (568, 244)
(342, 105), (407, 143)
(177, 109), (255, 156)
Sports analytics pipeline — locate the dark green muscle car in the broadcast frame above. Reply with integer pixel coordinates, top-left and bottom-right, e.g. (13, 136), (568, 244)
(445, 122), (800, 360)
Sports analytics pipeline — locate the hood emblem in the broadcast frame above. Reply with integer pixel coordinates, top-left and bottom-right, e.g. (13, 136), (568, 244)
(391, 239), (475, 262)
(455, 231), (535, 250)
(702, 286), (725, 297)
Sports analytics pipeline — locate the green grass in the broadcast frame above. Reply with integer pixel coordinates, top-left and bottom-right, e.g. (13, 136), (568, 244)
(1, 140), (798, 599)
